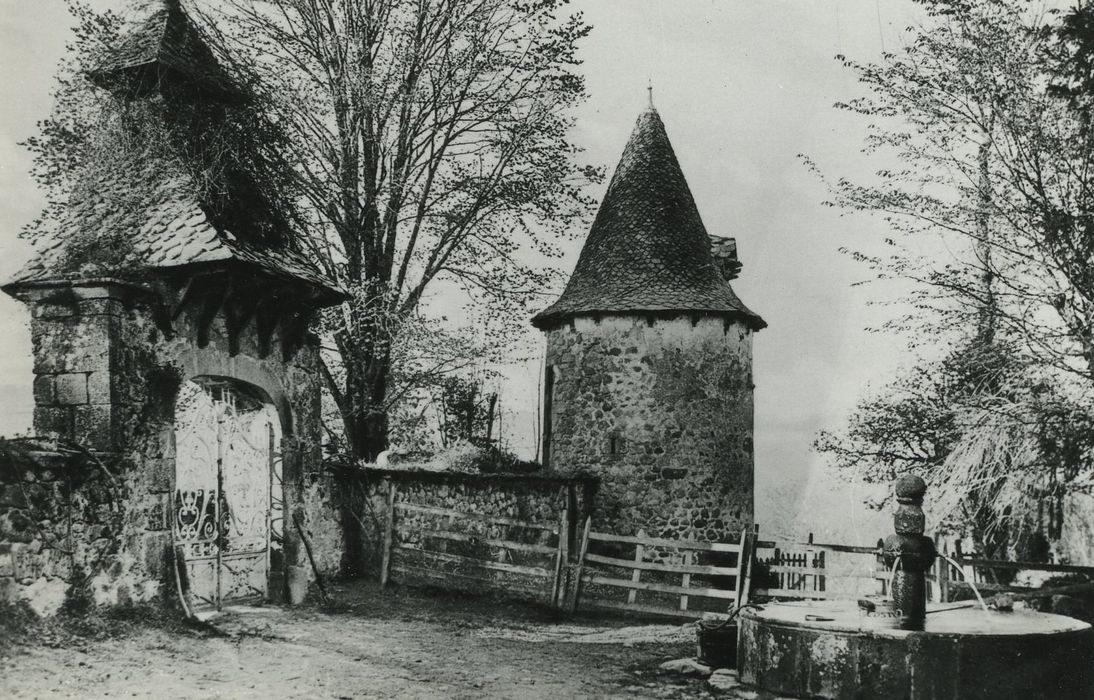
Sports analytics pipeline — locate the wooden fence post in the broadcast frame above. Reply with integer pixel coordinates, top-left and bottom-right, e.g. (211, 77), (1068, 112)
(939, 540), (950, 604)
(773, 548), (782, 592)
(551, 489), (569, 608)
(628, 529), (645, 606)
(738, 527), (753, 606)
(570, 516), (592, 615)
(876, 538), (887, 596)
(680, 550), (692, 612)
(380, 480), (397, 589)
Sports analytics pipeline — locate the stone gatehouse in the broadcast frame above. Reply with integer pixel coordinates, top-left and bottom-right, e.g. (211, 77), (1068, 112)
(0, 0), (344, 613)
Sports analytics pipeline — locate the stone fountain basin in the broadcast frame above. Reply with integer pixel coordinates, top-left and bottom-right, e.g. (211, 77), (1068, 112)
(739, 601), (1094, 700)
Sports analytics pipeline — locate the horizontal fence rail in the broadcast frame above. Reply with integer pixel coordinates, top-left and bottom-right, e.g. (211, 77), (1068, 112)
(379, 482), (570, 607)
(396, 501), (558, 532)
(931, 540), (1094, 603)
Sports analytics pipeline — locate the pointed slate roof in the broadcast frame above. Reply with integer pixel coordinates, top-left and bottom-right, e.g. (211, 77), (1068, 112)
(3, 161), (343, 303)
(87, 0), (242, 100)
(532, 107), (765, 330)
(5, 0), (340, 302)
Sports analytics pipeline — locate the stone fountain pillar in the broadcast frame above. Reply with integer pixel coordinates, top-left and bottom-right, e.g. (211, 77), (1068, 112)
(882, 475), (937, 630)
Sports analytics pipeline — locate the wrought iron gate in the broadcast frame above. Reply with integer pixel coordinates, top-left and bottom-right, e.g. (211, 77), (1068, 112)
(174, 381), (282, 610)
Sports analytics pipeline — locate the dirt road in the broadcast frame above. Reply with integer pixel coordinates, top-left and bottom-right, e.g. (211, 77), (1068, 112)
(1, 581), (715, 699)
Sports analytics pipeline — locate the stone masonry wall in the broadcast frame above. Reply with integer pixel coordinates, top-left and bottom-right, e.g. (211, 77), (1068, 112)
(334, 466), (596, 604)
(0, 443), (132, 616)
(5, 280), (330, 613)
(545, 314), (754, 542)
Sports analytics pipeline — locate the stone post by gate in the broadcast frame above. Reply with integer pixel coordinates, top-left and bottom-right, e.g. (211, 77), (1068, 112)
(883, 475), (937, 630)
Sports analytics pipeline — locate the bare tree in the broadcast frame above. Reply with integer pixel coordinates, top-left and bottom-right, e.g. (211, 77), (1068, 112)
(200, 0), (598, 459)
(819, 0), (1094, 381)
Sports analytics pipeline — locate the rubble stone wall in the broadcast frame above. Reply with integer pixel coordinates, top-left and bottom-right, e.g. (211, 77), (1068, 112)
(0, 444), (135, 616)
(544, 314), (755, 542)
(334, 466), (596, 602)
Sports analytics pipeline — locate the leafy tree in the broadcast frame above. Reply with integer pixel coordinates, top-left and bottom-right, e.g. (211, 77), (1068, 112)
(26, 0), (596, 460)
(194, 0), (599, 460)
(814, 0), (1094, 554)
(435, 373), (497, 448)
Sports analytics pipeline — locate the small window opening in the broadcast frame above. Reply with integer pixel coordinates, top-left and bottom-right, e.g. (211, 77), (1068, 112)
(607, 433), (624, 457)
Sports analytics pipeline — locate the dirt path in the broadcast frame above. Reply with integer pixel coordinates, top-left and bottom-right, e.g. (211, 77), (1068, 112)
(1, 582), (716, 699)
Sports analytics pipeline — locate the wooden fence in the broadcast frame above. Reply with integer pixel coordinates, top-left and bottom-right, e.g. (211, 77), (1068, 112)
(747, 534), (1094, 605)
(753, 542), (828, 599)
(570, 522), (753, 619)
(751, 534), (887, 601)
(932, 541), (1094, 602)
(379, 483), (570, 606)
(375, 493), (1094, 614)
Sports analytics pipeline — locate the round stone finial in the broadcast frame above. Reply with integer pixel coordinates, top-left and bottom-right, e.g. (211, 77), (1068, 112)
(895, 475), (926, 503)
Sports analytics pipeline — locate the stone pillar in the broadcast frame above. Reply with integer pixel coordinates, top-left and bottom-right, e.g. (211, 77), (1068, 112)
(21, 282), (148, 452)
(883, 475), (937, 630)
(9, 281), (178, 605)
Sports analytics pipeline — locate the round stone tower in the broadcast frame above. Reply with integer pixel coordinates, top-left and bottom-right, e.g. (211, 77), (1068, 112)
(532, 103), (766, 541)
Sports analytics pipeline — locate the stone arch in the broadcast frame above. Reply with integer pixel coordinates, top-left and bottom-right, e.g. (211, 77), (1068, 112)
(173, 344), (296, 438)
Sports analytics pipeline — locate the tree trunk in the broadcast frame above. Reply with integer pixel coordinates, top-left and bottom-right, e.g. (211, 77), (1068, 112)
(976, 137), (997, 346)
(341, 289), (395, 461)
(345, 355), (391, 461)
(349, 409), (389, 462)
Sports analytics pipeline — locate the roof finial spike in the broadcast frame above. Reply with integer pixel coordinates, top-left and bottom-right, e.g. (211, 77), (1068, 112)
(647, 79), (654, 110)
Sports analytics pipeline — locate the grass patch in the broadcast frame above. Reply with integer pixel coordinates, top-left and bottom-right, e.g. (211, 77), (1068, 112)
(0, 598), (214, 655)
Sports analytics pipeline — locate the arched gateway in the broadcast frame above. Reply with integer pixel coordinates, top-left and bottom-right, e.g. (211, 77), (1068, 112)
(1, 0), (344, 607)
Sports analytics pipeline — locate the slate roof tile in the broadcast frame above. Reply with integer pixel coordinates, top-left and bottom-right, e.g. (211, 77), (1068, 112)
(88, 0), (241, 99)
(532, 108), (765, 330)
(7, 163), (341, 300)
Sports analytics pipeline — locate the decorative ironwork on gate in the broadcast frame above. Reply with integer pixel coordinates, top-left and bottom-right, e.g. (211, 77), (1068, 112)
(174, 380), (281, 610)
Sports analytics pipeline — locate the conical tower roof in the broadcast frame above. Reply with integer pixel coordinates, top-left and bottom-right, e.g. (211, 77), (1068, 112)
(87, 0), (242, 100)
(532, 106), (765, 330)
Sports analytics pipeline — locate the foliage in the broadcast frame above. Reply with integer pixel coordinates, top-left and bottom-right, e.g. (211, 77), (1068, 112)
(196, 0), (600, 459)
(0, 596), (210, 654)
(815, 0), (1094, 552)
(319, 313), (501, 456)
(817, 340), (1094, 554)
(814, 342), (1002, 485)
(23, 1), (305, 278)
(435, 374), (497, 448)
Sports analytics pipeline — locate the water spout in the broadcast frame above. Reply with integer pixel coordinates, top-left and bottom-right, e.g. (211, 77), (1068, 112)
(937, 552), (989, 613)
(888, 554), (902, 595)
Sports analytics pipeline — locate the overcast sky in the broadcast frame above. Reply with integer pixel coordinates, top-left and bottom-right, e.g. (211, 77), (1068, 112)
(0, 0), (928, 541)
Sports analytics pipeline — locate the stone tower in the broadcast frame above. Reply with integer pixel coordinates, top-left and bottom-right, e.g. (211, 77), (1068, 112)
(532, 103), (766, 541)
